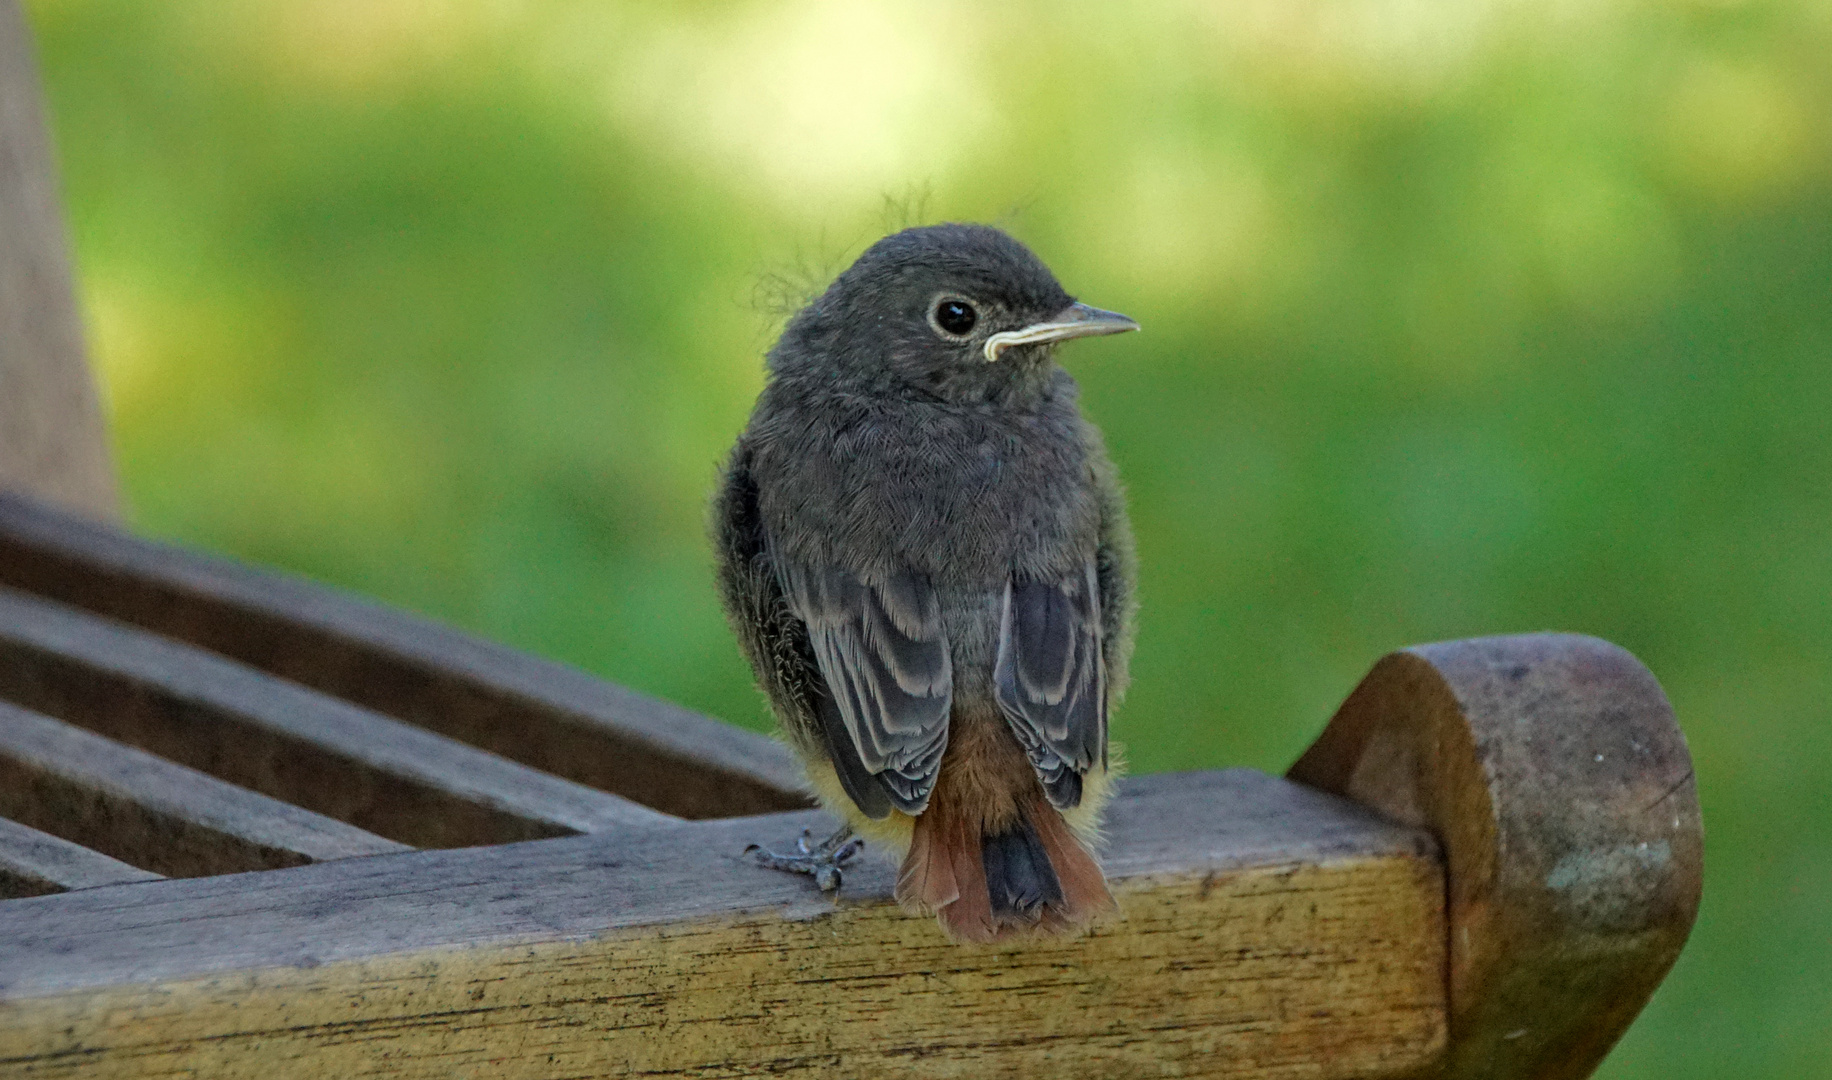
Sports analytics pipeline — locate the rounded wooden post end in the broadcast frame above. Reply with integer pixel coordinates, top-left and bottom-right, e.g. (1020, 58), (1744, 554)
(1288, 633), (1702, 1080)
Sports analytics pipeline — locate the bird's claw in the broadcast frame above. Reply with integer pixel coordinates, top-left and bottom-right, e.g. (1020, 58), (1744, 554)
(745, 827), (862, 894)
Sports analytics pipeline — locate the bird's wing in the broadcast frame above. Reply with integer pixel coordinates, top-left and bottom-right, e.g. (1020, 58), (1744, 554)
(777, 558), (953, 817)
(993, 558), (1105, 810)
(711, 445), (835, 774)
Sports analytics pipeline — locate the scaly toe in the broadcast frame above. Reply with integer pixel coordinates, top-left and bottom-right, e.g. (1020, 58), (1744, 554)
(744, 827), (859, 894)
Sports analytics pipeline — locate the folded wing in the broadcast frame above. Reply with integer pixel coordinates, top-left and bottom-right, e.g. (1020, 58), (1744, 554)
(993, 559), (1106, 809)
(778, 559), (952, 817)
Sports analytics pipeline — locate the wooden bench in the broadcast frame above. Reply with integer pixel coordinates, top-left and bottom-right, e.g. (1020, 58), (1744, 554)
(0, 5), (1700, 1076)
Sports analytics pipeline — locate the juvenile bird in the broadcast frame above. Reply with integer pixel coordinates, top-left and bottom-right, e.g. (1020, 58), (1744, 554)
(713, 223), (1138, 942)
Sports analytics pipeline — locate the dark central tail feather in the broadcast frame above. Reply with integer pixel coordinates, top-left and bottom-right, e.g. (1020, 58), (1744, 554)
(897, 796), (1116, 943)
(982, 817), (1063, 919)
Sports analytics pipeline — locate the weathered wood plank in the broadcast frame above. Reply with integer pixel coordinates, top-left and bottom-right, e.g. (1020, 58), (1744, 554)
(0, 817), (161, 900)
(0, 771), (1447, 1079)
(0, 700), (410, 879)
(0, 492), (809, 818)
(1289, 634), (1702, 1080)
(0, 3), (118, 522)
(0, 586), (675, 847)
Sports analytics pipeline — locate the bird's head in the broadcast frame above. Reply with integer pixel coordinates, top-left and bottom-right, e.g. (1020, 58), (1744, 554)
(771, 224), (1137, 402)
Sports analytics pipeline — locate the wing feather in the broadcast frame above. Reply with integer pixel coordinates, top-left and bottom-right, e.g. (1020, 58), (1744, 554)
(780, 558), (952, 815)
(994, 559), (1106, 809)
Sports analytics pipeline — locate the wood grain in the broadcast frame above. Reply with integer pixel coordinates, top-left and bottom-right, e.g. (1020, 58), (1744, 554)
(0, 771), (1447, 1079)
(0, 2), (117, 521)
(1289, 634), (1702, 1080)
(0, 700), (409, 879)
(0, 492), (810, 819)
(0, 816), (161, 900)
(0, 586), (674, 848)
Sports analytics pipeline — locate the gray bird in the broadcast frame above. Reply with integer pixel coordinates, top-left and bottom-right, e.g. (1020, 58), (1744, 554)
(713, 223), (1138, 942)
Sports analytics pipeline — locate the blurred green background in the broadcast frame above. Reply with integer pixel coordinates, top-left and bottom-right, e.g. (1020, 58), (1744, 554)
(25, 0), (1831, 1073)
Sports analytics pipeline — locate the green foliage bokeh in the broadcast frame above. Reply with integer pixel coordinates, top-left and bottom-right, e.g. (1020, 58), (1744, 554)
(27, 1), (1832, 1073)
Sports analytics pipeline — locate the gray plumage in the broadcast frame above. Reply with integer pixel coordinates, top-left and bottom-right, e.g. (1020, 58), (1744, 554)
(713, 223), (1137, 841)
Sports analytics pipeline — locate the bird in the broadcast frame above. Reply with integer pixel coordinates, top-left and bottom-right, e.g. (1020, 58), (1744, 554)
(712, 223), (1138, 943)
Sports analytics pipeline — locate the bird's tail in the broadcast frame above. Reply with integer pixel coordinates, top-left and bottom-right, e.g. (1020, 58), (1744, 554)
(896, 795), (1115, 943)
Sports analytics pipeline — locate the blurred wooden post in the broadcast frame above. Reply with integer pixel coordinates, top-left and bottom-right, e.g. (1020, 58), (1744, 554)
(0, 0), (117, 521)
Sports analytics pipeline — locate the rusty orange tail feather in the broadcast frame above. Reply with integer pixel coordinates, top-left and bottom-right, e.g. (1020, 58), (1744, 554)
(896, 796), (1115, 943)
(895, 808), (960, 915)
(1030, 796), (1118, 928)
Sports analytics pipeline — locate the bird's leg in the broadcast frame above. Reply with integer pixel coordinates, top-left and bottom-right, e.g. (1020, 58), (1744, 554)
(745, 826), (862, 894)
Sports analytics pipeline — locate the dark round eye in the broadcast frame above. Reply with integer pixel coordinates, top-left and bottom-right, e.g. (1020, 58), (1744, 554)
(933, 298), (978, 336)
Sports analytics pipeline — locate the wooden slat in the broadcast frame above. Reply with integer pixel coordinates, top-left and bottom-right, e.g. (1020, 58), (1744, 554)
(0, 817), (161, 900)
(0, 701), (408, 879)
(0, 586), (675, 848)
(0, 771), (1446, 1079)
(0, 492), (808, 818)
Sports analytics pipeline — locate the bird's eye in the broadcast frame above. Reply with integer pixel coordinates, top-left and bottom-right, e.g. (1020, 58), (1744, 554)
(932, 298), (978, 337)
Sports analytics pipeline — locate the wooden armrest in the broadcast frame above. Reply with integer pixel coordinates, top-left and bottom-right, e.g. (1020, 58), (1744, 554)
(0, 772), (1447, 1079)
(1291, 634), (1703, 1079)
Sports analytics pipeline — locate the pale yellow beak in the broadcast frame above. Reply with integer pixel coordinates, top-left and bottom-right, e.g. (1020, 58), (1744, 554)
(983, 302), (1139, 362)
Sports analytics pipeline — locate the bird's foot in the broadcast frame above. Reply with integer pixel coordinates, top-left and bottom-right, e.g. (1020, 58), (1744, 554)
(745, 827), (863, 894)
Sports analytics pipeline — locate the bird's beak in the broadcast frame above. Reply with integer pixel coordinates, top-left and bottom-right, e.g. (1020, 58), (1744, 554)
(983, 303), (1140, 362)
